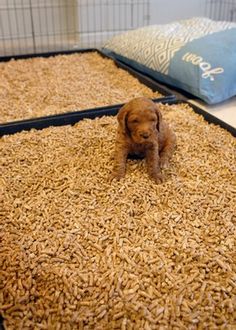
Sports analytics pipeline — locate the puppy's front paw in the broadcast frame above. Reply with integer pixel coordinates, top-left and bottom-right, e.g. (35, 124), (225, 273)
(150, 172), (164, 184)
(159, 158), (169, 169)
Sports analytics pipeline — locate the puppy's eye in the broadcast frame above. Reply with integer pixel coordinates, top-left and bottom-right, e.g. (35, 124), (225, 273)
(150, 118), (156, 122)
(130, 119), (139, 124)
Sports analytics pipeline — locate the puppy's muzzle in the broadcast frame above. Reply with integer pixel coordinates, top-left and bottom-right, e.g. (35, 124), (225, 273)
(139, 131), (150, 139)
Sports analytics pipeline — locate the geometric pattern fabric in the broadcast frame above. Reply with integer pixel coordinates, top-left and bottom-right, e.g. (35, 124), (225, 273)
(103, 17), (236, 74)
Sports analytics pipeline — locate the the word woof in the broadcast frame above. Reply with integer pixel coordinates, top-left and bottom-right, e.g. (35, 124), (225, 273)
(182, 52), (224, 81)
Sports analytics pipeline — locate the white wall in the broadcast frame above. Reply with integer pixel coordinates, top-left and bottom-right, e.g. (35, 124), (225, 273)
(149, 0), (207, 25)
(76, 0), (151, 47)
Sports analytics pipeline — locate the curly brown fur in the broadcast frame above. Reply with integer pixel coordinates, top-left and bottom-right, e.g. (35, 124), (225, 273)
(111, 97), (176, 183)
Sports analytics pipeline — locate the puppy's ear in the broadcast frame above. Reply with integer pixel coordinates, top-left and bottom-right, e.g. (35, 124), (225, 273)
(117, 103), (130, 135)
(155, 104), (163, 132)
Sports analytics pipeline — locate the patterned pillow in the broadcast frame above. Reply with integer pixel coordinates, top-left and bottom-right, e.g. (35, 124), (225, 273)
(102, 17), (236, 104)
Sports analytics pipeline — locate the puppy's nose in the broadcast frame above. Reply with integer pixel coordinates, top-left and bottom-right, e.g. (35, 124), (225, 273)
(140, 132), (149, 139)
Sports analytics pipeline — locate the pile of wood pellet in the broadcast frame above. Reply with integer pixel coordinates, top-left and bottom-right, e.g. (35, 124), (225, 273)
(0, 103), (235, 329)
(0, 52), (161, 123)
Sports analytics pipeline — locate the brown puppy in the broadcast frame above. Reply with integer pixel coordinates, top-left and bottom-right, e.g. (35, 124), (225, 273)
(111, 97), (176, 183)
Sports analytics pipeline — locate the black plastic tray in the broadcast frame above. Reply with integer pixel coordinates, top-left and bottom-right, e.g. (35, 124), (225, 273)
(0, 99), (235, 329)
(0, 48), (175, 99)
(0, 99), (235, 137)
(0, 98), (172, 137)
(0, 48), (176, 127)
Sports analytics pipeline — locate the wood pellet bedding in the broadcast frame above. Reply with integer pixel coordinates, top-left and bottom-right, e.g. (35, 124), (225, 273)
(0, 52), (161, 124)
(0, 103), (236, 329)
